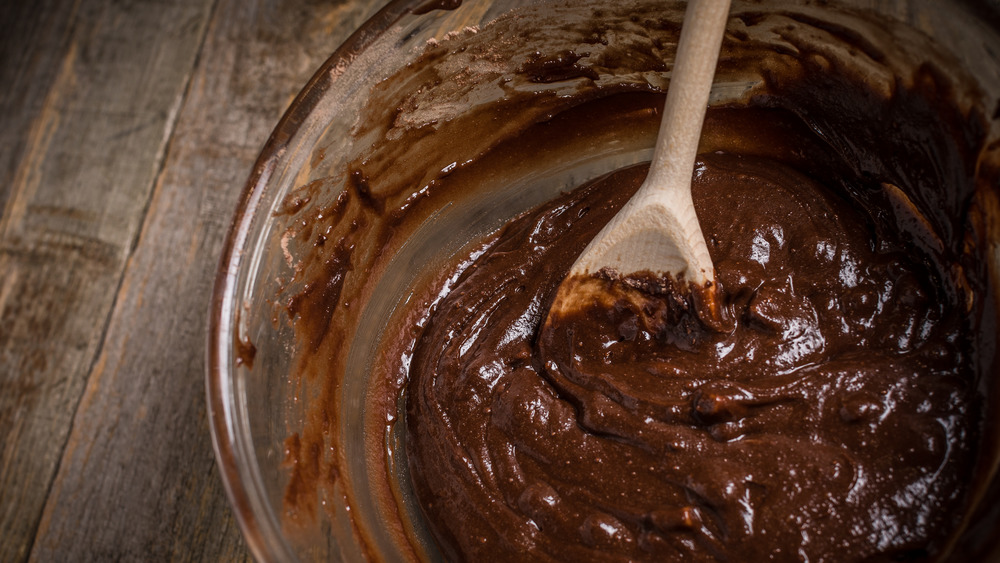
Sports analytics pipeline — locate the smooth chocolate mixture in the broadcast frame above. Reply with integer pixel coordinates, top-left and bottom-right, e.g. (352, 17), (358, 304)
(406, 144), (983, 561)
(401, 99), (993, 561)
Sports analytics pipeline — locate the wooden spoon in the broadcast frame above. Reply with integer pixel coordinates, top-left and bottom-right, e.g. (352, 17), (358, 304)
(550, 0), (729, 317)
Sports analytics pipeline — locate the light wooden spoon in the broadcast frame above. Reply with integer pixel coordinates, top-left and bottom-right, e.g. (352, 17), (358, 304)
(551, 0), (729, 316)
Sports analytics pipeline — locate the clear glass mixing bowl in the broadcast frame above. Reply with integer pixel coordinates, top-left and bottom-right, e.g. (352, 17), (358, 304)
(208, 0), (1000, 561)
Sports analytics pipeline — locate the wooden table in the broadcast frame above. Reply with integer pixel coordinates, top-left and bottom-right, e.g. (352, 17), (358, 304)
(0, 0), (385, 559)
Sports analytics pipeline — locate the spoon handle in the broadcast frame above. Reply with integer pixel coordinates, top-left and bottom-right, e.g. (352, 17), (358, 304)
(564, 0), (729, 283)
(645, 0), (730, 194)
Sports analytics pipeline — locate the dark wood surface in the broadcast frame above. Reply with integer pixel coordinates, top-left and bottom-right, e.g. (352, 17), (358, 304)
(0, 0), (384, 559)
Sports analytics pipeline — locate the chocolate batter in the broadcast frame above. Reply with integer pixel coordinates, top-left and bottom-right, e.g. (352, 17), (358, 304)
(405, 140), (983, 560)
(272, 3), (1000, 561)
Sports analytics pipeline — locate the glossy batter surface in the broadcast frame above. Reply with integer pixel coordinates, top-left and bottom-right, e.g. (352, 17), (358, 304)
(405, 131), (983, 561)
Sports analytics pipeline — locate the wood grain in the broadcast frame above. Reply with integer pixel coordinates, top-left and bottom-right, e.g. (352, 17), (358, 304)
(0, 1), (215, 560)
(28, 0), (385, 560)
(0, 0), (75, 216)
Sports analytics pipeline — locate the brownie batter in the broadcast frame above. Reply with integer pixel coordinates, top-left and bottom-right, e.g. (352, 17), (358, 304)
(272, 3), (1000, 561)
(407, 110), (979, 561)
(405, 143), (982, 560)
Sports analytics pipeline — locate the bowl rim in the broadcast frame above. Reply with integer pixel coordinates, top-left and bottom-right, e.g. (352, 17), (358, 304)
(205, 0), (422, 559)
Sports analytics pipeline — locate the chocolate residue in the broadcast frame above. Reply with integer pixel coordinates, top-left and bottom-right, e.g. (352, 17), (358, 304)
(410, 0), (462, 15)
(233, 334), (256, 369)
(349, 169), (385, 215)
(520, 50), (600, 83)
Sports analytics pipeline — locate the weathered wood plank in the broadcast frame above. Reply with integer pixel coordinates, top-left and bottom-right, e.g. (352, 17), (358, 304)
(0, 0), (216, 561)
(30, 0), (385, 560)
(0, 0), (77, 215)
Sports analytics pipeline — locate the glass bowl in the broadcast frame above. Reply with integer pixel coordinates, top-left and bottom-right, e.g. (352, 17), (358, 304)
(208, 0), (1000, 561)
